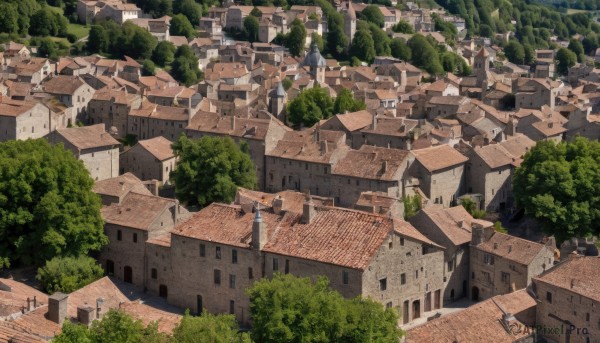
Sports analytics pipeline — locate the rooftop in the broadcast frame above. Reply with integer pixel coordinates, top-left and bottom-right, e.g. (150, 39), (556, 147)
(56, 124), (120, 150)
(534, 256), (600, 302)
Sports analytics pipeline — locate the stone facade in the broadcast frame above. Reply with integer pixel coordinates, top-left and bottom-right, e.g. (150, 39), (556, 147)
(0, 100), (51, 142)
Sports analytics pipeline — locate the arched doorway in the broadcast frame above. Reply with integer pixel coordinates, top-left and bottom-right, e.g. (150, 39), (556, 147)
(106, 260), (114, 276)
(472, 286), (480, 301)
(159, 285), (168, 298)
(124, 266), (132, 283)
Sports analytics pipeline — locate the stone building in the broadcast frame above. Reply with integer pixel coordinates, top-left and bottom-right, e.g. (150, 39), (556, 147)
(513, 78), (562, 111)
(0, 97), (52, 142)
(470, 224), (555, 301)
(51, 124), (120, 181)
(43, 75), (95, 123)
(532, 256), (599, 343)
(410, 205), (492, 303)
(119, 136), (176, 184)
(128, 101), (197, 141)
(412, 145), (468, 207)
(147, 200), (444, 326)
(87, 88), (141, 138)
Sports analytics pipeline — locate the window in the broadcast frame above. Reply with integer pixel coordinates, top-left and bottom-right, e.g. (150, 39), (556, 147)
(389, 241), (393, 249)
(216, 246), (221, 259)
(343, 271), (349, 285)
(248, 267), (253, 279)
(484, 254), (494, 265)
(232, 249), (238, 264)
(229, 300), (235, 314)
(386, 302), (392, 309)
(546, 291), (552, 303)
(400, 237), (404, 246)
(133, 233), (137, 243)
(416, 270), (419, 279)
(273, 258), (279, 271)
(151, 268), (157, 279)
(199, 244), (206, 257)
(401, 273), (406, 285)
(501, 272), (510, 283)
(117, 230), (122, 241)
(285, 259), (289, 274)
(447, 260), (454, 272)
(229, 274), (236, 289)
(214, 269), (221, 285)
(586, 313), (590, 321)
(379, 278), (387, 291)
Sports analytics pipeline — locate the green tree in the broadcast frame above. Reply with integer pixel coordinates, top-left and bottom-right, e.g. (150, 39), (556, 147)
(282, 77), (293, 90)
(370, 23), (391, 56)
(459, 197), (486, 219)
(243, 15), (259, 43)
(36, 255), (104, 294)
(172, 310), (251, 343)
(29, 8), (58, 37)
(0, 3), (19, 34)
(392, 20), (414, 33)
(513, 137), (600, 241)
(333, 88), (366, 114)
(87, 25), (109, 53)
(0, 139), (106, 268)
(173, 0), (202, 26)
(287, 86), (334, 127)
(38, 38), (58, 59)
(311, 32), (324, 53)
(555, 47), (577, 76)
(287, 19), (306, 57)
(523, 43), (535, 65)
(171, 45), (202, 86)
(403, 194), (421, 219)
(171, 136), (257, 207)
(170, 14), (196, 40)
(326, 12), (349, 58)
(350, 29), (376, 64)
(504, 40), (525, 64)
(407, 34), (443, 75)
(360, 5), (385, 28)
(390, 38), (412, 61)
(568, 38), (585, 63)
(118, 22), (157, 60)
(151, 41), (176, 67)
(142, 60), (156, 76)
(248, 274), (404, 343)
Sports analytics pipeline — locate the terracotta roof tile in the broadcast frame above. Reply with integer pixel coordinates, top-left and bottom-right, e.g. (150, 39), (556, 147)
(413, 145), (468, 172)
(119, 301), (181, 334)
(101, 192), (176, 230)
(93, 173), (152, 199)
(333, 145), (411, 181)
(534, 257), (600, 302)
(43, 76), (86, 95)
(137, 136), (174, 161)
(415, 205), (474, 246)
(477, 232), (550, 265)
(56, 124), (120, 150)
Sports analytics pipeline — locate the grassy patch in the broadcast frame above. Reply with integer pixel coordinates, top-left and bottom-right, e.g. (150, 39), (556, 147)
(567, 8), (590, 14)
(47, 5), (64, 15)
(67, 23), (90, 40)
(491, 9), (499, 19)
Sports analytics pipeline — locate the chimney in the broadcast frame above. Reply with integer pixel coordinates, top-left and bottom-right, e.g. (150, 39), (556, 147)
(48, 292), (68, 325)
(27, 297), (33, 312)
(320, 140), (328, 155)
(252, 204), (267, 250)
(508, 245), (512, 253)
(382, 160), (388, 173)
(372, 115), (377, 130)
(302, 200), (316, 224)
(33, 296), (37, 308)
(96, 298), (104, 319)
(493, 242), (498, 249)
(272, 196), (284, 215)
(77, 306), (95, 326)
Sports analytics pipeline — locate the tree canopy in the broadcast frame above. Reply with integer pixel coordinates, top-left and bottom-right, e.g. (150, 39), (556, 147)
(170, 136), (257, 208)
(555, 47), (577, 76)
(513, 137), (600, 241)
(247, 273), (404, 343)
(504, 40), (525, 65)
(36, 255), (104, 294)
(170, 45), (202, 86)
(349, 29), (376, 64)
(171, 310), (251, 343)
(170, 14), (196, 40)
(333, 88), (366, 114)
(360, 5), (385, 28)
(0, 139), (106, 268)
(287, 86), (334, 127)
(286, 19), (306, 57)
(407, 34), (443, 75)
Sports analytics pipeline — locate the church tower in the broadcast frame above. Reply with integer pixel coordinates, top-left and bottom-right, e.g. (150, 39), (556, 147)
(474, 47), (490, 89)
(270, 82), (287, 120)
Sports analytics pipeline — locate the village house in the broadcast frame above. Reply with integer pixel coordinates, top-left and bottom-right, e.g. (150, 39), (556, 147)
(148, 199), (444, 326)
(410, 206), (492, 303)
(77, 0), (141, 24)
(470, 225), (555, 301)
(513, 78), (562, 111)
(51, 124), (120, 181)
(128, 101), (197, 141)
(357, 116), (419, 150)
(0, 97), (52, 142)
(411, 145), (468, 207)
(320, 110), (374, 147)
(532, 256), (599, 343)
(119, 136), (176, 184)
(87, 87), (141, 138)
(513, 106), (568, 143)
(42, 75), (95, 123)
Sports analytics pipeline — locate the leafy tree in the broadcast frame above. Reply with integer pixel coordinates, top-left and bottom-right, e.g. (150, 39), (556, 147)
(152, 41), (176, 67)
(333, 88), (366, 114)
(582, 33), (599, 55)
(326, 12), (348, 58)
(87, 25), (109, 53)
(173, 0), (202, 26)
(54, 309), (167, 343)
(504, 40), (525, 64)
(513, 137), (600, 241)
(244, 15), (259, 43)
(287, 19), (306, 57)
(170, 14), (196, 40)
(360, 5), (385, 28)
(311, 32), (324, 53)
(460, 197), (486, 219)
(523, 43), (535, 65)
(350, 29), (376, 64)
(282, 77), (293, 90)
(248, 274), (404, 343)
(369, 23), (391, 57)
(0, 139), (106, 268)
(287, 86), (334, 127)
(392, 20), (414, 33)
(568, 38), (585, 63)
(142, 60), (156, 76)
(0, 3), (19, 34)
(494, 221), (508, 234)
(36, 255), (104, 293)
(172, 310), (251, 343)
(171, 45), (202, 86)
(407, 34), (443, 75)
(171, 136), (257, 208)
(29, 8), (58, 37)
(118, 22), (157, 60)
(403, 194), (421, 219)
(555, 47), (577, 76)
(38, 38), (58, 59)
(390, 38), (412, 61)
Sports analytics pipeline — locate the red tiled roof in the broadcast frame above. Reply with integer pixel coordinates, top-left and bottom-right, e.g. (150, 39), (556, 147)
(56, 124), (120, 150)
(101, 192), (176, 230)
(534, 256), (600, 302)
(413, 145), (468, 172)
